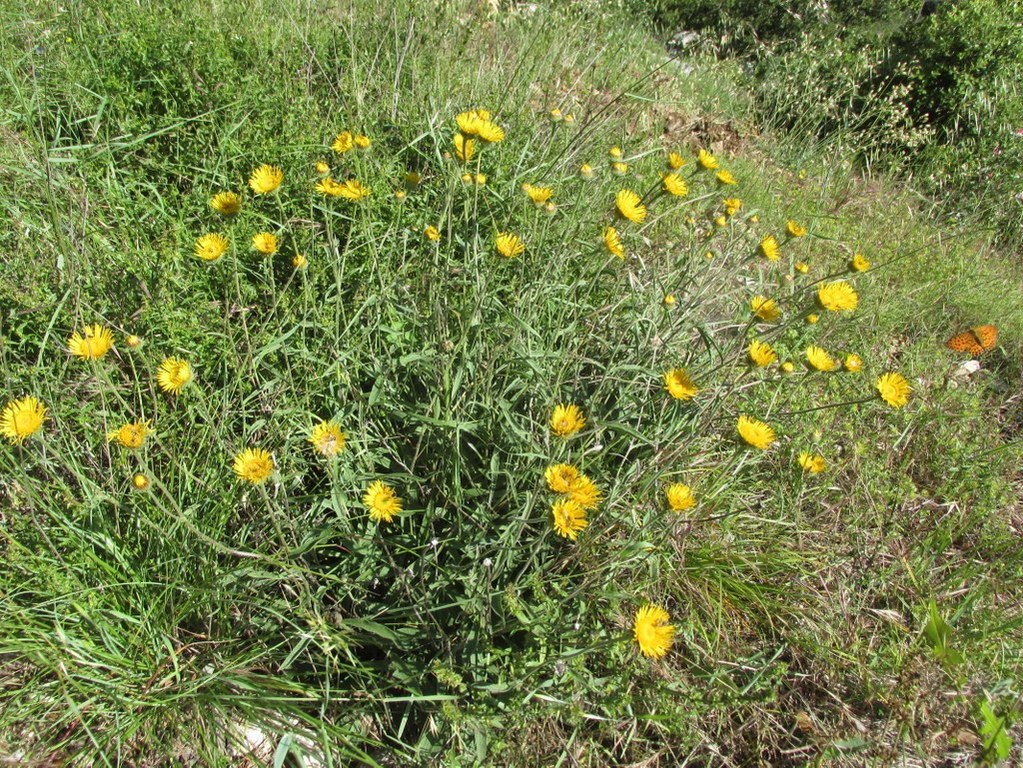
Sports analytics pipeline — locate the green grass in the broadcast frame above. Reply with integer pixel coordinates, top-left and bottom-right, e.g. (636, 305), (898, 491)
(0, 0), (1020, 765)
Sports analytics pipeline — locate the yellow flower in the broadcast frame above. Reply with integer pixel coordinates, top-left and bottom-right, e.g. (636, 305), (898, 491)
(805, 314), (820, 325)
(579, 163), (595, 179)
(615, 189), (647, 223)
(750, 295), (781, 322)
(315, 177), (346, 196)
(714, 215), (727, 228)
(758, 234), (780, 261)
(194, 233), (229, 262)
(748, 339), (777, 367)
(781, 361), (795, 374)
(248, 164), (283, 195)
(664, 369), (699, 401)
(549, 108), (563, 122)
(233, 448), (274, 485)
(210, 191), (241, 215)
(332, 131), (354, 154)
(609, 146), (623, 159)
(394, 190), (407, 202)
(662, 173), (688, 197)
(337, 179), (371, 200)
(551, 498), (588, 540)
(567, 475), (602, 510)
(252, 232), (278, 255)
(404, 171), (422, 188)
(315, 161), (331, 175)
(716, 170), (737, 185)
(354, 134), (371, 150)
(611, 161), (629, 175)
(817, 281), (859, 312)
(545, 463), (581, 493)
(107, 420), (152, 450)
(125, 335), (142, 348)
(363, 480), (402, 523)
(563, 113), (575, 124)
(157, 357), (192, 395)
(737, 414), (775, 450)
(0, 396), (47, 444)
(68, 324), (114, 360)
(453, 133), (476, 163)
(424, 225), (441, 242)
(663, 294), (676, 307)
(805, 345), (837, 371)
(495, 232), (525, 258)
(309, 420), (346, 457)
(522, 183), (553, 205)
(843, 354), (862, 372)
(455, 109), (489, 134)
(292, 253), (307, 269)
(798, 452), (826, 473)
(633, 604), (674, 659)
(475, 119), (505, 143)
(131, 474), (150, 491)
(697, 148), (718, 170)
(851, 253), (871, 272)
(723, 198), (742, 216)
(668, 151), (686, 169)
(461, 172), (474, 184)
(474, 173), (487, 185)
(786, 220), (807, 237)
(550, 404), (585, 437)
(665, 483), (696, 512)
(876, 372), (911, 408)
(603, 226), (624, 258)
(795, 262), (810, 274)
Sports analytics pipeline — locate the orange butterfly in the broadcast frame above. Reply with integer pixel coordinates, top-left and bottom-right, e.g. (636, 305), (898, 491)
(945, 324), (997, 355)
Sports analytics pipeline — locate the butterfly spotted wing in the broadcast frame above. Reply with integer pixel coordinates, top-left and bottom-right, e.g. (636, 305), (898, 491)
(945, 324), (997, 355)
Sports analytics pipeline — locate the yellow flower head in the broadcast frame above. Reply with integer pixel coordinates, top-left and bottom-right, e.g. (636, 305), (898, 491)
(798, 452), (826, 473)
(795, 262), (810, 275)
(567, 474), (603, 510)
(194, 233), (229, 262)
(125, 335), (143, 348)
(394, 189), (408, 202)
(551, 498), (588, 540)
(474, 173), (487, 186)
(662, 173), (688, 197)
(876, 372), (911, 408)
(233, 447), (274, 485)
(315, 177), (345, 196)
(545, 463), (581, 493)
(563, 113), (575, 124)
(338, 179), (371, 200)
(579, 163), (595, 179)
(522, 183), (553, 205)
(781, 361), (795, 374)
(759, 234), (780, 261)
(615, 189), (647, 223)
(210, 191), (242, 216)
(0, 396), (47, 444)
(364, 480), (402, 523)
(665, 483), (696, 512)
(786, 220), (807, 238)
(292, 253), (307, 269)
(495, 232), (525, 259)
(806, 313), (820, 325)
(716, 169), (737, 186)
(634, 604), (675, 659)
(697, 149), (718, 170)
(603, 226), (624, 258)
(843, 354), (863, 372)
(131, 474), (150, 491)
(404, 171), (422, 188)
(851, 253), (871, 272)
(453, 133), (476, 163)
(424, 225), (441, 242)
(748, 339), (777, 367)
(805, 345), (837, 371)
(309, 420), (346, 457)
(248, 164), (283, 195)
(107, 420), (152, 450)
(723, 198), (742, 216)
(668, 151), (686, 170)
(252, 232), (278, 255)
(750, 295), (781, 322)
(664, 369), (699, 400)
(354, 134), (371, 150)
(817, 281), (859, 312)
(714, 215), (728, 228)
(475, 119), (505, 143)
(332, 131), (354, 154)
(737, 414), (776, 450)
(663, 294), (676, 307)
(549, 108), (563, 122)
(550, 403), (585, 437)
(609, 146), (623, 159)
(315, 161), (331, 175)
(157, 357), (192, 395)
(68, 324), (115, 360)
(611, 161), (629, 175)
